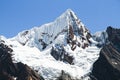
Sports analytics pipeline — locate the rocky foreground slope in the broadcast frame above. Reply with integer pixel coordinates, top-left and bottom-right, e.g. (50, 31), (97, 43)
(0, 42), (44, 80)
(91, 27), (120, 80)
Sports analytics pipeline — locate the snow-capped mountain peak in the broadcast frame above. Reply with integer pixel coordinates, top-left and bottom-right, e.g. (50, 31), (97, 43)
(0, 9), (102, 79)
(14, 9), (91, 51)
(57, 9), (78, 22)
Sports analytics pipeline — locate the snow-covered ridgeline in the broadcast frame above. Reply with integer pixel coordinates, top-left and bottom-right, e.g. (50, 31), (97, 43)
(14, 9), (90, 51)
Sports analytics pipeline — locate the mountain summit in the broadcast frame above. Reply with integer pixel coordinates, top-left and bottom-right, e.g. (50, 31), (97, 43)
(14, 9), (91, 51)
(0, 9), (101, 79)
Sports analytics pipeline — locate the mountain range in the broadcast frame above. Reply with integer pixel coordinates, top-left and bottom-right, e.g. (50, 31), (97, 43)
(0, 9), (120, 80)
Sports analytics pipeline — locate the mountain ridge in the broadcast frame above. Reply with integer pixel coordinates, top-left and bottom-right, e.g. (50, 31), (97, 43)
(12, 9), (91, 51)
(91, 27), (120, 80)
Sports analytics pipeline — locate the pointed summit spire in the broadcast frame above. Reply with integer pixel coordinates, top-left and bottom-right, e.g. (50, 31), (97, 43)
(55, 9), (78, 26)
(63, 9), (78, 20)
(65, 9), (73, 14)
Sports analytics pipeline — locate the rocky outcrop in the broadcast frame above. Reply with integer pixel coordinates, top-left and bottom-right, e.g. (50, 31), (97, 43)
(91, 27), (120, 80)
(0, 43), (44, 80)
(57, 70), (72, 80)
(107, 26), (120, 47)
(67, 24), (91, 50)
(50, 44), (74, 64)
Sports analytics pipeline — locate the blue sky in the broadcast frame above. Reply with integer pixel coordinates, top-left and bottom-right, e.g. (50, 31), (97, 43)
(0, 0), (120, 38)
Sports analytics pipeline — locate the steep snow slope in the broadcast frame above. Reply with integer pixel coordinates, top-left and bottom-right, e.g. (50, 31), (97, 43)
(0, 9), (102, 79)
(7, 39), (100, 79)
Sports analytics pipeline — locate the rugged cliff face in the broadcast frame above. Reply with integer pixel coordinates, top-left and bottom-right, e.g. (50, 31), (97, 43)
(91, 27), (120, 80)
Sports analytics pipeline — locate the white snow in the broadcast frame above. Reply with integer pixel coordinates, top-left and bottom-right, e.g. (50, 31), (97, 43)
(7, 39), (100, 79)
(93, 31), (108, 45)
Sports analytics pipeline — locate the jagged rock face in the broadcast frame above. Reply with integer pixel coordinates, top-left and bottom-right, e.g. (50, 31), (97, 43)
(50, 44), (74, 64)
(57, 70), (72, 80)
(91, 27), (120, 80)
(0, 43), (15, 80)
(0, 43), (44, 80)
(107, 26), (120, 48)
(67, 24), (91, 50)
(16, 62), (44, 80)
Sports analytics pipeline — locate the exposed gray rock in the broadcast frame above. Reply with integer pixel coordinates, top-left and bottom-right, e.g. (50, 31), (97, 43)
(57, 70), (72, 80)
(50, 44), (74, 64)
(91, 27), (120, 80)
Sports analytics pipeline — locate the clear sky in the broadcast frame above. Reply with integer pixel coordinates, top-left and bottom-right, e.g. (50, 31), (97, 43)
(0, 0), (120, 38)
